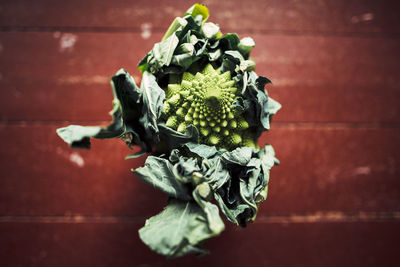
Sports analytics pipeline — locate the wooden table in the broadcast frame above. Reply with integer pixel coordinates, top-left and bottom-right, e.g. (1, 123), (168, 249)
(0, 1), (399, 266)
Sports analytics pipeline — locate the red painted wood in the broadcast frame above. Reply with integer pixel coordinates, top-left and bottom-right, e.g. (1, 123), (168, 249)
(1, 0), (399, 35)
(1, 33), (400, 122)
(1, 125), (399, 216)
(0, 124), (167, 216)
(1, 1), (399, 264)
(259, 127), (400, 214)
(0, 221), (398, 267)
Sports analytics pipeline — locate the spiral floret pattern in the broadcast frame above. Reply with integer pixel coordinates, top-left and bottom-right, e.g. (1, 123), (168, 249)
(162, 64), (255, 150)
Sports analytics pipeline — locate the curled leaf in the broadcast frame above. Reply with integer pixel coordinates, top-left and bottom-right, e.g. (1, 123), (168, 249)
(139, 198), (224, 258)
(133, 155), (192, 201)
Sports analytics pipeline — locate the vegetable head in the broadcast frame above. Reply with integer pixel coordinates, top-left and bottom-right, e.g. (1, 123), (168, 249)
(161, 63), (255, 150)
(56, 3), (281, 258)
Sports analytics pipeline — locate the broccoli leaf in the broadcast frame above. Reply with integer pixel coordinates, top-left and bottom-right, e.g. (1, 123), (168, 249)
(161, 17), (189, 42)
(56, 125), (103, 149)
(184, 3), (209, 22)
(184, 142), (220, 159)
(138, 198), (224, 258)
(237, 37), (255, 58)
(175, 142), (279, 226)
(219, 33), (241, 51)
(57, 69), (166, 155)
(133, 156), (192, 201)
(192, 185), (225, 233)
(221, 50), (244, 73)
(175, 144), (277, 226)
(201, 22), (220, 39)
(143, 33), (180, 74)
(157, 124), (199, 154)
(242, 72), (281, 136)
(139, 71), (165, 143)
(57, 2), (281, 259)
(212, 145), (278, 226)
(57, 69), (144, 149)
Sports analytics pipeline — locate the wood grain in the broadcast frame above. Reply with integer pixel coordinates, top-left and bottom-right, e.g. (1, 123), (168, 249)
(1, 124), (399, 216)
(1, 32), (399, 122)
(0, 1), (399, 264)
(1, 0), (399, 36)
(0, 123), (166, 217)
(1, 221), (398, 267)
(259, 127), (400, 214)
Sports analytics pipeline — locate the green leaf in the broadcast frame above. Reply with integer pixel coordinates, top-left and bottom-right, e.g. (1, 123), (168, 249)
(201, 22), (220, 39)
(168, 143), (276, 226)
(241, 72), (280, 135)
(238, 37), (255, 58)
(219, 33), (240, 50)
(110, 69), (153, 150)
(213, 192), (248, 225)
(268, 97), (282, 115)
(139, 198), (223, 258)
(193, 185), (225, 233)
(143, 33), (179, 74)
(133, 156), (192, 201)
(56, 69), (143, 149)
(137, 55), (149, 73)
(255, 144), (278, 204)
(139, 71), (165, 142)
(171, 42), (199, 69)
(172, 53), (198, 69)
(57, 69), (166, 154)
(205, 157), (230, 190)
(239, 60), (255, 72)
(221, 50), (244, 73)
(162, 17), (188, 41)
(171, 153), (202, 184)
(221, 146), (253, 166)
(56, 125), (102, 149)
(124, 150), (147, 160)
(185, 3), (209, 22)
(156, 124), (199, 154)
(207, 48), (222, 61)
(231, 97), (249, 114)
(184, 142), (219, 159)
(206, 146), (278, 226)
(175, 43), (195, 54)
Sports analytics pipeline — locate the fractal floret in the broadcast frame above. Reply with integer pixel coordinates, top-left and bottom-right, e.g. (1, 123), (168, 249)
(162, 64), (254, 150)
(56, 3), (281, 258)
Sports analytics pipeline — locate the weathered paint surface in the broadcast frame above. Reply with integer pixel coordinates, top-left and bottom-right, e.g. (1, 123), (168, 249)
(0, 1), (399, 266)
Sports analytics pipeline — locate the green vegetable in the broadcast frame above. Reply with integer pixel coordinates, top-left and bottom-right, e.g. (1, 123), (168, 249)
(139, 198), (224, 258)
(56, 3), (281, 258)
(161, 63), (253, 150)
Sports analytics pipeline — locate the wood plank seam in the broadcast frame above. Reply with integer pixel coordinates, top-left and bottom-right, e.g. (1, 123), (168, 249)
(1, 121), (400, 129)
(1, 26), (400, 39)
(1, 212), (399, 223)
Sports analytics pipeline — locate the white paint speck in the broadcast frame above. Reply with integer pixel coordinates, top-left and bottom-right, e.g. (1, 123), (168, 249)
(361, 13), (374, 21)
(141, 23), (152, 39)
(59, 33), (78, 52)
(351, 13), (374, 24)
(57, 75), (108, 85)
(353, 166), (371, 175)
(53, 31), (61, 38)
(69, 152), (85, 167)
